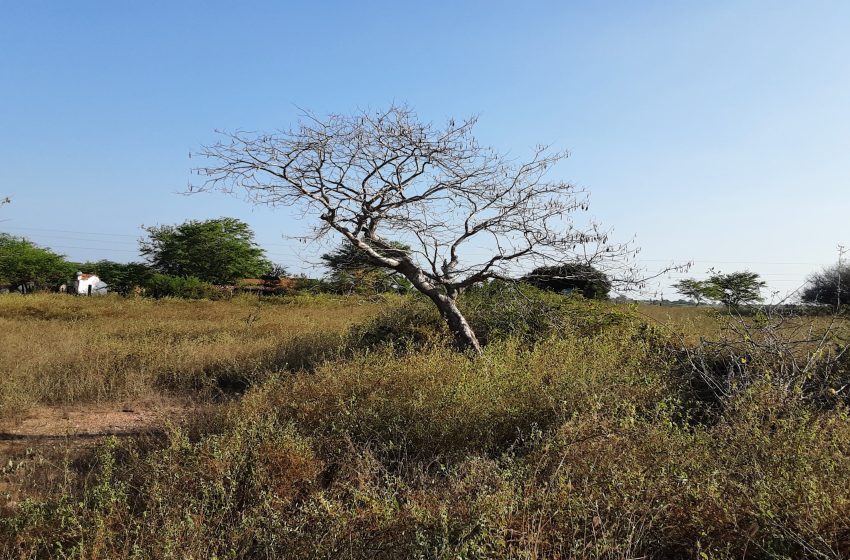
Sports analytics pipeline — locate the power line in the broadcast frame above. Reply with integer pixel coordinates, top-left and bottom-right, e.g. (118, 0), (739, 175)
(1, 225), (298, 248)
(2, 225), (140, 238)
(637, 259), (831, 266)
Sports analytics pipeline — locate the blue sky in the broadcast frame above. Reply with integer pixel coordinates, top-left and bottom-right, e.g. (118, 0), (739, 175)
(1, 1), (848, 297)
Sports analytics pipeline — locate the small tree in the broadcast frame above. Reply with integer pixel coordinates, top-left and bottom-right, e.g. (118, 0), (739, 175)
(672, 278), (708, 305)
(321, 241), (412, 294)
(140, 217), (272, 284)
(801, 264), (850, 307)
(195, 106), (645, 352)
(0, 234), (74, 292)
(268, 264), (289, 278)
(522, 263), (611, 299)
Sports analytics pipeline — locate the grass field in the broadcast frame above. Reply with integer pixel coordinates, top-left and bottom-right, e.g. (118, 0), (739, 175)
(1, 292), (849, 559)
(0, 294), (381, 420)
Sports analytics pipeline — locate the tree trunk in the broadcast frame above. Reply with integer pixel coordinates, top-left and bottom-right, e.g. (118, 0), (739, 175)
(432, 295), (482, 354)
(395, 261), (482, 354)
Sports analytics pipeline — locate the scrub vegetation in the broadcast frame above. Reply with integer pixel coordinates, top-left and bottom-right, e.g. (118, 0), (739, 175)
(1, 290), (849, 559)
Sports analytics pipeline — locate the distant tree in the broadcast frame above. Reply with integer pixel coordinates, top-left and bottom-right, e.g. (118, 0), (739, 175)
(321, 241), (412, 294)
(0, 234), (74, 292)
(705, 271), (766, 307)
(140, 218), (272, 284)
(267, 264), (289, 278)
(801, 264), (850, 307)
(522, 263), (611, 299)
(674, 271), (765, 307)
(79, 260), (154, 295)
(672, 278), (708, 305)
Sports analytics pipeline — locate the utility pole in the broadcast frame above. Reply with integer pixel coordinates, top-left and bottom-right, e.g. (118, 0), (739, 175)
(838, 244), (847, 311)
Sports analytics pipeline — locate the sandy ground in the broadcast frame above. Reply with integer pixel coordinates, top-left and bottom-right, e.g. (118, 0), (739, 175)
(0, 399), (189, 442)
(0, 399), (187, 440)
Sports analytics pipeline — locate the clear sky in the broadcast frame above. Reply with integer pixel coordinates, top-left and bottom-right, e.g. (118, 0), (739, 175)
(2, 1), (848, 298)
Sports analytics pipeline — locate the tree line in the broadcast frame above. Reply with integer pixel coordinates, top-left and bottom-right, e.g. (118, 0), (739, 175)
(0, 217), (616, 299)
(2, 215), (845, 310)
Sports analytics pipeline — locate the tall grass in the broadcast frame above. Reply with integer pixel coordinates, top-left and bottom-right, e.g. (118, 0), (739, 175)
(0, 293), (383, 418)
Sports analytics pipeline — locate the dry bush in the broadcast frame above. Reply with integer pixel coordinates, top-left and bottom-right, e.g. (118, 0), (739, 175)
(268, 328), (668, 463)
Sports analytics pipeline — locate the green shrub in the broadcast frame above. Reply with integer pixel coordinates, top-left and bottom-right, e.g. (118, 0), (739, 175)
(350, 281), (634, 351)
(145, 273), (220, 299)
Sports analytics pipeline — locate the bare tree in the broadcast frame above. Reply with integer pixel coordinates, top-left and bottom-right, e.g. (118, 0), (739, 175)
(194, 106), (646, 353)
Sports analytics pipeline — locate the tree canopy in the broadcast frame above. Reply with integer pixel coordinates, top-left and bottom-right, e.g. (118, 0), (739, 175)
(196, 106), (637, 352)
(522, 263), (611, 299)
(0, 234), (74, 291)
(801, 264), (850, 307)
(140, 218), (272, 284)
(673, 271), (766, 307)
(672, 279), (709, 305)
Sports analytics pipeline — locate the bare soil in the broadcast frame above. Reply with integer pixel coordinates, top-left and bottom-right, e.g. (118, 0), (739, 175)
(0, 398), (200, 510)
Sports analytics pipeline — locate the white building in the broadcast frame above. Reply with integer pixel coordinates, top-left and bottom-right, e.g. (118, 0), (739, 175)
(72, 272), (108, 295)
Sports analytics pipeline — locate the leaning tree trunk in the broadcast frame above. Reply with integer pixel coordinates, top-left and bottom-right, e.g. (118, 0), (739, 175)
(432, 295), (482, 354)
(395, 262), (483, 354)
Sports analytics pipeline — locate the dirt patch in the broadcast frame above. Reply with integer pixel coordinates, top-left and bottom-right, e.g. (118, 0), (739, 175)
(0, 399), (187, 440)
(0, 398), (203, 509)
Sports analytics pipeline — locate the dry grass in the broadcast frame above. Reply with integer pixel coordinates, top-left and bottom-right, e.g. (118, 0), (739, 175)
(0, 293), (383, 419)
(2, 293), (850, 559)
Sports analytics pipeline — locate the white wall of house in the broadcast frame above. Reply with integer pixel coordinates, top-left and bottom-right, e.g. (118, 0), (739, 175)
(72, 273), (108, 295)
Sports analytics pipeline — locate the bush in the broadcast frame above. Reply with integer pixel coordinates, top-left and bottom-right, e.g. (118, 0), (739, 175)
(145, 274), (220, 299)
(522, 262), (611, 299)
(674, 308), (850, 417)
(350, 281), (633, 351)
(802, 263), (850, 307)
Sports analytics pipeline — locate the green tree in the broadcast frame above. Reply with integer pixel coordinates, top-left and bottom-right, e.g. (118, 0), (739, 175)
(140, 218), (272, 284)
(674, 271), (766, 307)
(321, 241), (412, 294)
(0, 234), (74, 292)
(521, 263), (611, 299)
(672, 278), (708, 305)
(705, 271), (766, 306)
